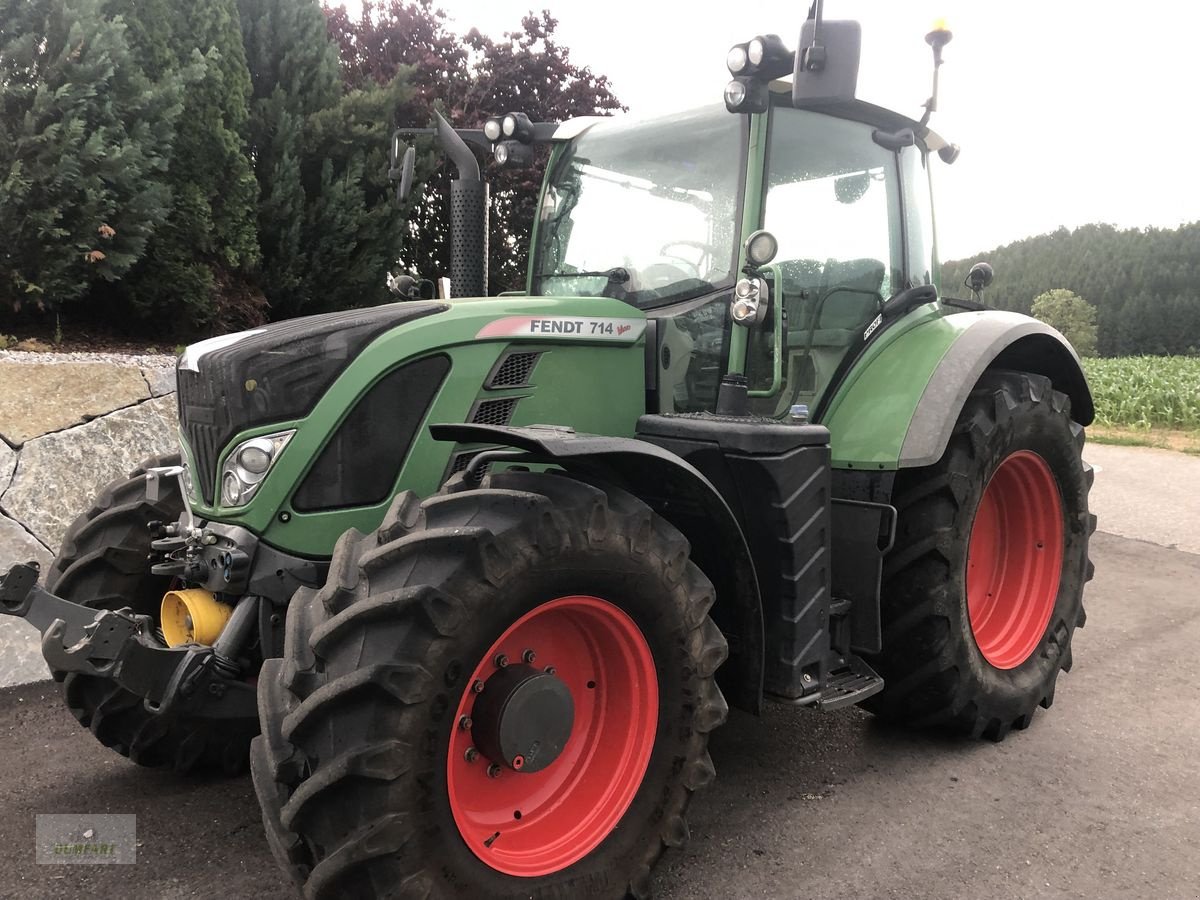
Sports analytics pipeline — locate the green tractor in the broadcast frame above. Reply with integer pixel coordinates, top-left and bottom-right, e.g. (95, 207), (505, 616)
(1, 9), (1094, 899)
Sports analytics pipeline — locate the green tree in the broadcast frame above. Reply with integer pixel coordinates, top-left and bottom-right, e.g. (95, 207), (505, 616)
(1031, 289), (1099, 357)
(0, 0), (186, 312)
(944, 222), (1200, 356)
(112, 0), (262, 329)
(239, 0), (407, 317)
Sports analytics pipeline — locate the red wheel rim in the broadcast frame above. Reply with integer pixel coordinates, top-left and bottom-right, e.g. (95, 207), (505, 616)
(446, 595), (659, 877)
(967, 450), (1064, 669)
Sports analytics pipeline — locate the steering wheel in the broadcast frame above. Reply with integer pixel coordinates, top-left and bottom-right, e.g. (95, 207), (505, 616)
(658, 240), (716, 278)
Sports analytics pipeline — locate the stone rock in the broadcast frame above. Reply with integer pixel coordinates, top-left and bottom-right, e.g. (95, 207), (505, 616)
(142, 366), (177, 397)
(0, 439), (14, 492)
(0, 362), (150, 446)
(0, 515), (53, 688)
(1, 395), (178, 552)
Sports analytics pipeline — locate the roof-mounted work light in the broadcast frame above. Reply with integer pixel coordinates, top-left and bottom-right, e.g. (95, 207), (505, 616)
(724, 77), (769, 114)
(746, 34), (793, 80)
(725, 34), (792, 113)
(727, 43), (750, 75)
(494, 140), (534, 168)
(483, 117), (503, 142)
(501, 112), (534, 143)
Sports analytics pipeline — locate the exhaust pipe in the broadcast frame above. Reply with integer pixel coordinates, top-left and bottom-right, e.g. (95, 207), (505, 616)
(435, 112), (489, 297)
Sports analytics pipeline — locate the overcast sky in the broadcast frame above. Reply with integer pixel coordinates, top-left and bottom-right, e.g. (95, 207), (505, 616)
(339, 0), (1200, 261)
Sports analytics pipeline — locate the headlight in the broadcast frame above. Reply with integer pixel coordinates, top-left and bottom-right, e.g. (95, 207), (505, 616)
(220, 429), (295, 508)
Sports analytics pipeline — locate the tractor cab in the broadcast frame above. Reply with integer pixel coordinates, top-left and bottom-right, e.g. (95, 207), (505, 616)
(398, 15), (961, 428)
(526, 93), (948, 420)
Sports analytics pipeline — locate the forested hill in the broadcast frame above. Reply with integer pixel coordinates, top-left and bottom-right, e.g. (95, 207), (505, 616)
(941, 222), (1200, 357)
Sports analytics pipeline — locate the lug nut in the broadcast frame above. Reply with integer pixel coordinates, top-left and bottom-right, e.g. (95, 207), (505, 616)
(522, 649), (536, 664)
(458, 715), (472, 730)
(495, 653), (509, 668)
(464, 747), (478, 763)
(471, 680), (485, 694)
(487, 763), (503, 779)
(544, 665), (557, 675)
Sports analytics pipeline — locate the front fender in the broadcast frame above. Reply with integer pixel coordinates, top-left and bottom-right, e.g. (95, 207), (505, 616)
(821, 309), (1094, 470)
(429, 423), (765, 714)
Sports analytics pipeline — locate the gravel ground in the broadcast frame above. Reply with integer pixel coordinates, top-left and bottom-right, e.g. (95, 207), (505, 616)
(0, 349), (176, 369)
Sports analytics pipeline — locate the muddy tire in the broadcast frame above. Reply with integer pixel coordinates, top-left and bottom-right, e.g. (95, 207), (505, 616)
(864, 371), (1096, 740)
(46, 454), (258, 773)
(252, 470), (728, 899)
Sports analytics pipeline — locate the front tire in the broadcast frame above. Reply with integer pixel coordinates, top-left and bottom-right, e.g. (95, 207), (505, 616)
(864, 371), (1096, 740)
(251, 470), (728, 899)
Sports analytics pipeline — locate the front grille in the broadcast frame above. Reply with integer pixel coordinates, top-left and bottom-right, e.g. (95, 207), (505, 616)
(471, 397), (519, 427)
(486, 351), (540, 388)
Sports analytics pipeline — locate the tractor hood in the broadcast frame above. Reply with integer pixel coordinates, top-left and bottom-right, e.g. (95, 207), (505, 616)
(177, 302), (448, 505)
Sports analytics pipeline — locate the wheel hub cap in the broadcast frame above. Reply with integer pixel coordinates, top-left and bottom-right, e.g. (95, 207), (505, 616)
(471, 664), (574, 773)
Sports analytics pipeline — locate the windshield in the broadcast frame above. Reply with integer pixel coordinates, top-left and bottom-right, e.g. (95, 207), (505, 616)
(531, 106), (744, 309)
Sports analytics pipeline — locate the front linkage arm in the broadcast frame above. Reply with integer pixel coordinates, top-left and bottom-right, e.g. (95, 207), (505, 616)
(0, 562), (255, 719)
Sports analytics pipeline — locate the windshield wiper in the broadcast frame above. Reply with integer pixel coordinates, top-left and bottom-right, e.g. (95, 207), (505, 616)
(535, 267), (630, 284)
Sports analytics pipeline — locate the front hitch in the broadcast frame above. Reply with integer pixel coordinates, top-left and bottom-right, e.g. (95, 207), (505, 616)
(0, 562), (255, 720)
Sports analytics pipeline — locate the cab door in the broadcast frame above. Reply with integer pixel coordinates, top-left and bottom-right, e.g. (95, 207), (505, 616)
(745, 104), (930, 418)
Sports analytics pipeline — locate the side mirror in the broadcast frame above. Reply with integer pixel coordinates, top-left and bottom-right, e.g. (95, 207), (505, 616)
(398, 145), (415, 201)
(388, 131), (417, 204)
(792, 19), (862, 106)
(966, 261), (994, 293)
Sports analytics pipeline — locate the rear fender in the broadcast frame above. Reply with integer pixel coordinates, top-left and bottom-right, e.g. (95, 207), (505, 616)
(821, 310), (1094, 470)
(429, 423), (765, 714)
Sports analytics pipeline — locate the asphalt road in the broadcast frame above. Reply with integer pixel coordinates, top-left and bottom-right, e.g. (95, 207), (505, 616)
(1, 447), (1198, 899)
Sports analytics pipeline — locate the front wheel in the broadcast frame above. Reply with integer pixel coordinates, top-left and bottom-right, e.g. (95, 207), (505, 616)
(864, 371), (1096, 740)
(252, 470), (728, 899)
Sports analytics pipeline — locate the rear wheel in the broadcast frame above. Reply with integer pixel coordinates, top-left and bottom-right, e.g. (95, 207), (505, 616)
(864, 371), (1096, 740)
(46, 455), (258, 773)
(251, 470), (728, 899)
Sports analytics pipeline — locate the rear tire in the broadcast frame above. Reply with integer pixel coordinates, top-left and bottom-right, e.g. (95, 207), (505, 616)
(864, 371), (1096, 740)
(46, 455), (258, 773)
(252, 470), (728, 899)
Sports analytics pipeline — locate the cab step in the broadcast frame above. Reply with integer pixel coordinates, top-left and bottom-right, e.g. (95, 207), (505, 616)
(816, 656), (884, 711)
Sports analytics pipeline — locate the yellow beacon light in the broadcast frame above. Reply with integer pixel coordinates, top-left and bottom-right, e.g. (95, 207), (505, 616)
(926, 18), (953, 49)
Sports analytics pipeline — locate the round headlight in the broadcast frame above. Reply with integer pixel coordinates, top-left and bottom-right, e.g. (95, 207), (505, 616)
(723, 80), (747, 109)
(502, 114), (516, 137)
(494, 142), (510, 165)
(748, 37), (765, 67)
(745, 229), (779, 267)
(238, 443), (272, 475)
(726, 45), (748, 75)
(222, 472), (242, 506)
(483, 119), (502, 142)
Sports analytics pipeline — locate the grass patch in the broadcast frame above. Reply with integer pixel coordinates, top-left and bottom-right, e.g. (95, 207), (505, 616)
(1088, 425), (1200, 455)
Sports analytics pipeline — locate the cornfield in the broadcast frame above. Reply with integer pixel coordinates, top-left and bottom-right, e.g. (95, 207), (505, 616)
(1082, 357), (1200, 429)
